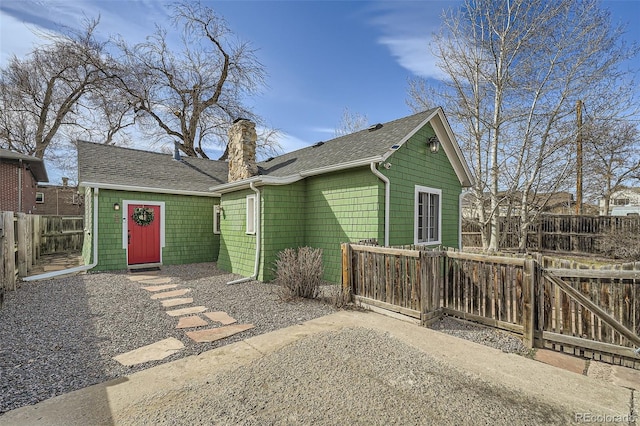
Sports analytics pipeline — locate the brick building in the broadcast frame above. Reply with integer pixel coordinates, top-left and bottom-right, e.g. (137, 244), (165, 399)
(36, 178), (84, 216)
(0, 149), (49, 213)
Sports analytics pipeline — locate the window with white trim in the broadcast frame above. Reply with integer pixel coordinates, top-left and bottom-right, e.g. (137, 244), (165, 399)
(246, 195), (256, 234)
(213, 205), (221, 234)
(415, 186), (441, 244)
(35, 192), (44, 203)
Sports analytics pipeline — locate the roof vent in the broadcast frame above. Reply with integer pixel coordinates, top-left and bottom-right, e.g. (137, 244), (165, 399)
(313, 141), (324, 147)
(368, 123), (383, 132)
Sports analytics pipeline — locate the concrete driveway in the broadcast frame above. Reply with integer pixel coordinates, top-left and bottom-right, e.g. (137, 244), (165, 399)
(1, 310), (635, 425)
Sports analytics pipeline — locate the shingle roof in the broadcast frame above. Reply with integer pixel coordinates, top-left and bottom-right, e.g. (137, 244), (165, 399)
(77, 141), (228, 194)
(77, 108), (473, 194)
(258, 109), (438, 177)
(0, 148), (49, 182)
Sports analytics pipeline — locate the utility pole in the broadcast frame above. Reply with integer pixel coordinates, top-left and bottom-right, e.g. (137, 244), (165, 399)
(575, 100), (583, 215)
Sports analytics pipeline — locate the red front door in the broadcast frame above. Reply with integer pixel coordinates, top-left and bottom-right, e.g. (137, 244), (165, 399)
(127, 204), (161, 265)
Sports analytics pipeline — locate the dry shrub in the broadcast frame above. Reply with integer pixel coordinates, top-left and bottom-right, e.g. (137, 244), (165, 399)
(329, 284), (352, 308)
(599, 229), (640, 261)
(274, 247), (323, 299)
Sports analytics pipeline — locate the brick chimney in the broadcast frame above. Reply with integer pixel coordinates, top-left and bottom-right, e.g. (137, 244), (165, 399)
(227, 118), (258, 182)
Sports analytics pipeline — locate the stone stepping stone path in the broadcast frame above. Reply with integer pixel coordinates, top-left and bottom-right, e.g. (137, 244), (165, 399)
(204, 311), (237, 325)
(176, 315), (209, 329)
(186, 324), (255, 343)
(142, 284), (178, 292)
(112, 271), (254, 366)
(166, 306), (208, 317)
(161, 297), (194, 308)
(150, 288), (191, 299)
(113, 337), (184, 366)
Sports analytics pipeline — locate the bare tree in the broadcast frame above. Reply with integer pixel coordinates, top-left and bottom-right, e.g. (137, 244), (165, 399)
(0, 19), (124, 159)
(334, 107), (369, 136)
(583, 120), (640, 215)
(115, 1), (278, 158)
(409, 0), (639, 250)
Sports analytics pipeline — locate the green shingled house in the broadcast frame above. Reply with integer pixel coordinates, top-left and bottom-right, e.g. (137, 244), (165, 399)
(78, 108), (473, 283)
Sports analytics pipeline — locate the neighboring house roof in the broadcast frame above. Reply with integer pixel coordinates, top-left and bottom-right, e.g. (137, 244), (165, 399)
(0, 148), (49, 182)
(77, 141), (228, 196)
(214, 107), (474, 192)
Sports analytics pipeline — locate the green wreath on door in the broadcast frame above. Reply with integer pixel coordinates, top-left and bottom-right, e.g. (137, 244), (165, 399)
(131, 207), (155, 226)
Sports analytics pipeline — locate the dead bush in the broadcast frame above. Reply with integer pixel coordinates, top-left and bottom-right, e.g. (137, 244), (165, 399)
(329, 284), (352, 308)
(599, 229), (640, 261)
(274, 247), (323, 299)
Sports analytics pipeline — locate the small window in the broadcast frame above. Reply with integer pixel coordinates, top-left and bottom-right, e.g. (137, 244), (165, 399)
(246, 195), (256, 234)
(415, 185), (441, 245)
(614, 198), (629, 206)
(35, 192), (44, 203)
(213, 205), (221, 234)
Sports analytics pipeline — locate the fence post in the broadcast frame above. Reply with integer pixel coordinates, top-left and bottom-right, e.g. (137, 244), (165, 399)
(32, 215), (40, 263)
(16, 213), (28, 278)
(341, 243), (352, 300)
(3, 212), (16, 291)
(522, 258), (536, 348)
(26, 215), (33, 273)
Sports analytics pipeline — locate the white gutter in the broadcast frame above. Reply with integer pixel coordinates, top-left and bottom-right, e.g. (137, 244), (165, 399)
(23, 187), (99, 281)
(210, 157), (384, 193)
(80, 181), (220, 198)
(227, 182), (261, 285)
(370, 162), (390, 246)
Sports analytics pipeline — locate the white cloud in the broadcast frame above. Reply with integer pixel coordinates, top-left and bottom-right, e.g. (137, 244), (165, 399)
(366, 1), (456, 81)
(378, 36), (447, 80)
(0, 13), (47, 66)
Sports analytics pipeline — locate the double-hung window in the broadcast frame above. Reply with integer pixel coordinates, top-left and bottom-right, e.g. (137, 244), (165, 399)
(415, 185), (441, 245)
(213, 205), (221, 234)
(246, 195), (256, 234)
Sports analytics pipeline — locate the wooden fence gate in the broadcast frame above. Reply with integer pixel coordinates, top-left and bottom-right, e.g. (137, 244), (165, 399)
(341, 243), (640, 369)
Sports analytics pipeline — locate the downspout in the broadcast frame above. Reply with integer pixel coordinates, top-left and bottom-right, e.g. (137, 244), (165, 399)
(459, 191), (464, 250)
(370, 162), (390, 246)
(23, 187), (99, 281)
(227, 182), (261, 285)
(18, 159), (23, 212)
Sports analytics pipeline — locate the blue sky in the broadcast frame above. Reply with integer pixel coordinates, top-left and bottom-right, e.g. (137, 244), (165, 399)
(1, 0), (639, 184)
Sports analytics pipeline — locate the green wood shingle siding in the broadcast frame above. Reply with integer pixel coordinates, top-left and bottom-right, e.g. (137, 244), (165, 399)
(304, 169), (383, 283)
(88, 189), (218, 271)
(260, 182), (306, 281)
(217, 189), (258, 277)
(386, 125), (462, 247)
(217, 124), (463, 284)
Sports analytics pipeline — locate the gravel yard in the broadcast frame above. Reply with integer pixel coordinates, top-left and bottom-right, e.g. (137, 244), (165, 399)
(0, 263), (335, 414)
(1, 262), (533, 416)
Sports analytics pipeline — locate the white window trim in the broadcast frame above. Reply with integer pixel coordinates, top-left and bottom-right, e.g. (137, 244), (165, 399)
(414, 185), (442, 245)
(246, 195), (256, 235)
(213, 205), (221, 234)
(35, 192), (44, 203)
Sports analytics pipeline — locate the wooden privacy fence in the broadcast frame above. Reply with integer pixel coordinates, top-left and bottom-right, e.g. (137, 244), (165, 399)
(341, 243), (640, 369)
(462, 214), (640, 255)
(1, 212), (83, 297)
